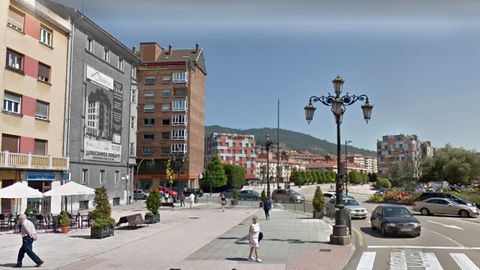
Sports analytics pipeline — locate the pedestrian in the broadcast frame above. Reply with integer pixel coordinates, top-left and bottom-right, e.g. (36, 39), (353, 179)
(164, 192), (170, 203)
(189, 193), (196, 209)
(248, 215), (262, 262)
(220, 193), (227, 212)
(15, 214), (44, 268)
(179, 192), (186, 207)
(263, 198), (272, 220)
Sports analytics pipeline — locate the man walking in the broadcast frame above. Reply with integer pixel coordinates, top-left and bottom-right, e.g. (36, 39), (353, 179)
(15, 214), (44, 268)
(263, 198), (272, 220)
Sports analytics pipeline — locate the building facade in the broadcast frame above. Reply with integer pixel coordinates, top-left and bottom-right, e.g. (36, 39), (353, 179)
(377, 134), (434, 177)
(42, 0), (141, 210)
(136, 43), (206, 192)
(255, 152), (305, 184)
(205, 133), (256, 179)
(0, 0), (70, 214)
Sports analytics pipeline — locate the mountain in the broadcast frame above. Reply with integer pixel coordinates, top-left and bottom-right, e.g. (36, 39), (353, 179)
(205, 125), (376, 156)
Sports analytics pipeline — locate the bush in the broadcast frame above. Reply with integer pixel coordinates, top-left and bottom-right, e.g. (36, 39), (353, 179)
(260, 189), (267, 201)
(375, 178), (392, 189)
(400, 193), (420, 205)
(91, 187), (114, 228)
(312, 186), (325, 211)
(368, 194), (384, 203)
(145, 211), (154, 219)
(146, 189), (161, 215)
(59, 211), (70, 227)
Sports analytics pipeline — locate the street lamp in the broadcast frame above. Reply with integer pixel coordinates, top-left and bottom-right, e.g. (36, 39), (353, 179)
(135, 158), (155, 202)
(304, 75), (373, 245)
(262, 135), (274, 199)
(171, 153), (188, 198)
(345, 140), (352, 196)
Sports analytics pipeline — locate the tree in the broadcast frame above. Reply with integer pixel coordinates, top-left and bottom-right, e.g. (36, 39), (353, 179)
(348, 171), (363, 185)
(260, 189), (267, 202)
(389, 161), (416, 188)
(420, 145), (480, 185)
(146, 189), (161, 215)
(312, 186), (325, 216)
(166, 159), (176, 191)
(91, 187), (114, 227)
(290, 168), (303, 186)
(225, 164), (246, 189)
(202, 156), (227, 194)
(368, 173), (378, 183)
(375, 177), (392, 189)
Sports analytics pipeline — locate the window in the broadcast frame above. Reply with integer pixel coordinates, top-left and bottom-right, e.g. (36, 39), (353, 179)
(144, 118), (155, 126)
(162, 104), (170, 112)
(144, 76), (156, 85)
(35, 100), (49, 120)
(7, 8), (24, 32)
(161, 146), (170, 155)
(1, 134), (19, 153)
(6, 49), (23, 71)
(162, 74), (171, 83)
(131, 67), (137, 79)
(39, 27), (52, 46)
(129, 142), (135, 156)
(144, 90), (155, 98)
(103, 48), (110, 62)
(118, 58), (124, 70)
(34, 139), (47, 155)
(162, 89), (171, 97)
(99, 170), (105, 184)
(113, 197), (120, 206)
(143, 147), (154, 155)
(171, 143), (187, 154)
(172, 100), (187, 111)
(130, 116), (135, 129)
(144, 104), (155, 113)
(3, 91), (21, 114)
(174, 88), (187, 97)
(38, 63), (51, 83)
(162, 119), (170, 126)
(172, 114), (187, 125)
(144, 134), (154, 140)
(172, 129), (186, 140)
(131, 89), (136, 103)
(79, 200), (89, 210)
(87, 37), (94, 52)
(172, 72), (187, 83)
(81, 169), (89, 184)
(161, 132), (170, 140)
(114, 171), (119, 183)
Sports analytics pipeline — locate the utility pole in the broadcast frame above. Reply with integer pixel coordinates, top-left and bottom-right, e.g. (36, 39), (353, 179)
(276, 99), (281, 189)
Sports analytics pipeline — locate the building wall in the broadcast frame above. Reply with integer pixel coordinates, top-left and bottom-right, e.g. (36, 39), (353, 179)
(187, 66), (205, 180)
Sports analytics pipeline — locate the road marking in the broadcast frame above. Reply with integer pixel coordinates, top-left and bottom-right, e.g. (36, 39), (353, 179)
(368, 246), (480, 250)
(351, 227), (364, 247)
(356, 252), (376, 270)
(451, 253), (480, 270)
(421, 252), (444, 270)
(428, 228), (465, 247)
(427, 220), (464, 230)
(389, 249), (407, 270)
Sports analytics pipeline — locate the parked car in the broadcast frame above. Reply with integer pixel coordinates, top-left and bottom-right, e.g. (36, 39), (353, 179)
(325, 197), (368, 219)
(183, 188), (204, 197)
(223, 189), (238, 199)
(237, 190), (261, 201)
(418, 192), (476, 207)
(133, 189), (149, 200)
(370, 205), (421, 237)
(412, 198), (479, 218)
(323, 191), (336, 200)
(272, 189), (305, 203)
(374, 188), (390, 196)
(158, 186), (177, 198)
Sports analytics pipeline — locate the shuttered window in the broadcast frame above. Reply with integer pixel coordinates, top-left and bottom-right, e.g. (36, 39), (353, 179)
(1, 134), (20, 153)
(7, 8), (24, 32)
(38, 63), (51, 83)
(34, 139), (47, 155)
(36, 100), (49, 120)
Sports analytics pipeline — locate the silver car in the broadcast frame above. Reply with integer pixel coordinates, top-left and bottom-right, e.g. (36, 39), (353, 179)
(326, 197), (368, 219)
(413, 197), (479, 218)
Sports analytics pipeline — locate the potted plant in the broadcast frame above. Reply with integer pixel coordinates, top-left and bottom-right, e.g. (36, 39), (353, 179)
(260, 189), (267, 207)
(312, 186), (325, 219)
(231, 190), (239, 206)
(145, 189), (161, 223)
(59, 211), (70, 234)
(91, 187), (115, 239)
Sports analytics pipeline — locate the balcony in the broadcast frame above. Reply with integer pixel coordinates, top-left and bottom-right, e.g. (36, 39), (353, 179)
(0, 151), (69, 171)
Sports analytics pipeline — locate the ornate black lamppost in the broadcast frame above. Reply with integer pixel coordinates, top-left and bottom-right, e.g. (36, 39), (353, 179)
(263, 135), (274, 199)
(345, 140), (352, 196)
(304, 75), (373, 245)
(171, 153), (188, 198)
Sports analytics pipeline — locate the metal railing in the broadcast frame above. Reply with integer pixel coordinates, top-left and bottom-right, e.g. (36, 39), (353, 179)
(0, 151), (69, 170)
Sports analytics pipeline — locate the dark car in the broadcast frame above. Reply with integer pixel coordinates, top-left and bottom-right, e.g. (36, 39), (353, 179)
(370, 205), (421, 237)
(418, 192), (475, 207)
(237, 190), (261, 201)
(271, 189), (305, 203)
(183, 188), (204, 197)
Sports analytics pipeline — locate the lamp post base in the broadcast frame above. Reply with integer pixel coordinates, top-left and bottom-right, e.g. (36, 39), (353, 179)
(330, 234), (352, 245)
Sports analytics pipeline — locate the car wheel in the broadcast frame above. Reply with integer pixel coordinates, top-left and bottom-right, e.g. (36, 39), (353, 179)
(420, 208), (430, 216)
(381, 224), (387, 236)
(371, 221), (375, 230)
(459, 210), (470, 218)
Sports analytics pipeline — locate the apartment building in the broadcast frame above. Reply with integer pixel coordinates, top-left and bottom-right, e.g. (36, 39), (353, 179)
(0, 0), (70, 214)
(136, 43), (206, 192)
(346, 154), (378, 174)
(377, 134), (434, 177)
(205, 133), (256, 179)
(41, 0), (141, 210)
(255, 151), (305, 184)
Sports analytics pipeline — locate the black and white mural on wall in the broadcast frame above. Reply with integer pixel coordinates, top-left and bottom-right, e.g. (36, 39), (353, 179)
(83, 65), (123, 162)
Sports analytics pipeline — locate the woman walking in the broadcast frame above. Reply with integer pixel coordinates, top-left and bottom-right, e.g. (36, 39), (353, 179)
(248, 215), (262, 262)
(220, 193), (227, 212)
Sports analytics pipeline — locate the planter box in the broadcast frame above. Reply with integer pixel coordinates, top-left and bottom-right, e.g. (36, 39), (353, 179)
(90, 225), (114, 239)
(313, 210), (324, 219)
(146, 214), (160, 224)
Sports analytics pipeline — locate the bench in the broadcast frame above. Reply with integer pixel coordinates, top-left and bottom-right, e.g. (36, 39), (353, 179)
(116, 214), (149, 228)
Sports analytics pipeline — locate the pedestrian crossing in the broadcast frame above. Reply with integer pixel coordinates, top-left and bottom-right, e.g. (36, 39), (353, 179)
(355, 250), (480, 270)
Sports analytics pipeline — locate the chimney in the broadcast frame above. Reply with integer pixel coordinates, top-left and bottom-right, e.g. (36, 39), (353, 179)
(131, 46), (136, 54)
(195, 43), (200, 53)
(168, 45), (173, 55)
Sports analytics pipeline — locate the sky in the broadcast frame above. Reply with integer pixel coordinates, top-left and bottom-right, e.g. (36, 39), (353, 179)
(56, 0), (480, 151)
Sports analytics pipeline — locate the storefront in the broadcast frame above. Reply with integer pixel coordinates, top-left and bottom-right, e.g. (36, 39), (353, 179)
(0, 170), (19, 214)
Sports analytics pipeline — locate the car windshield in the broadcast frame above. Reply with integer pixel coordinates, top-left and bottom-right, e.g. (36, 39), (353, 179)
(344, 199), (360, 206)
(288, 190), (300, 195)
(450, 197), (468, 205)
(383, 207), (412, 217)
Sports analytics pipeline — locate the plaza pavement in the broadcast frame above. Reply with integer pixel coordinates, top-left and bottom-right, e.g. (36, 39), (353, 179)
(0, 201), (354, 270)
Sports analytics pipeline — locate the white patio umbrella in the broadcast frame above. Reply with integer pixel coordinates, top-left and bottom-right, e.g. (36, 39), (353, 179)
(0, 182), (43, 214)
(44, 181), (95, 213)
